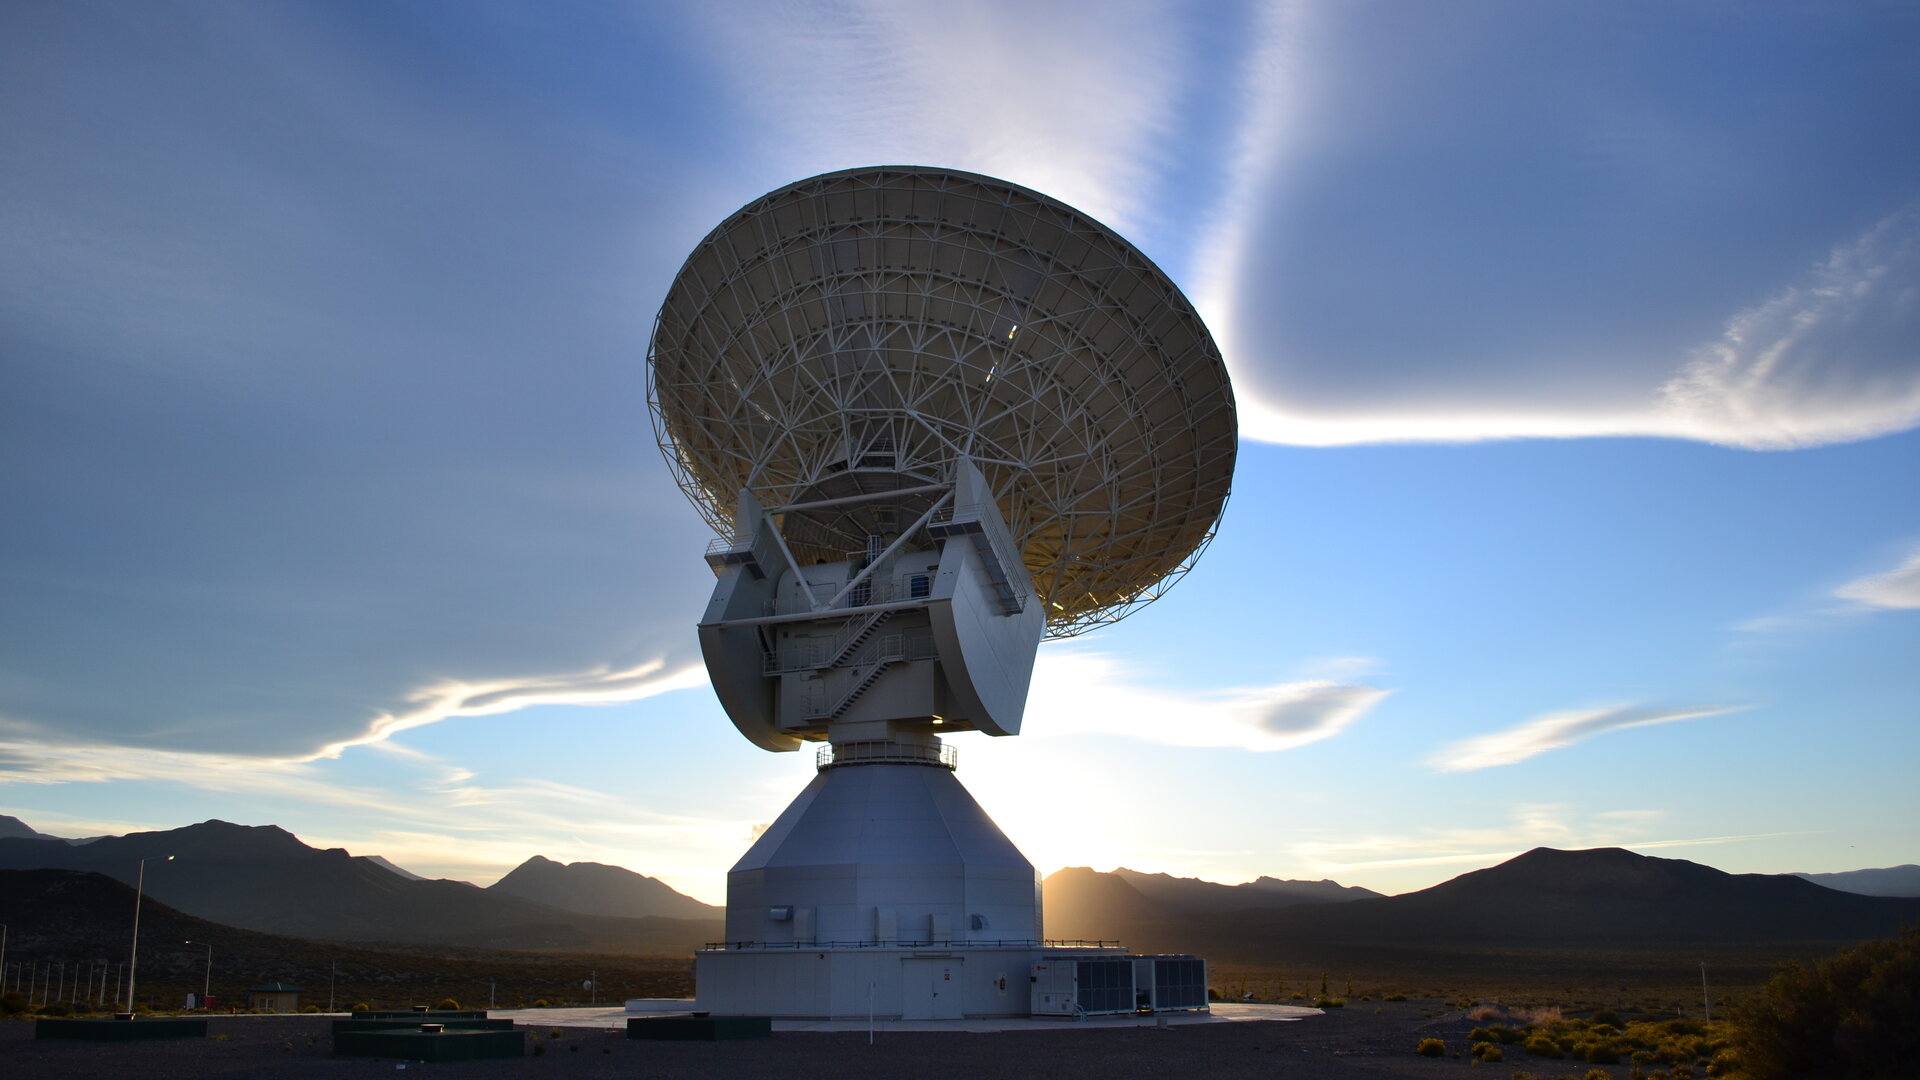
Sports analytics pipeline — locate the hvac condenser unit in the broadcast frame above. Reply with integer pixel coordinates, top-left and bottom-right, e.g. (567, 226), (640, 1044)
(1029, 954), (1209, 1017)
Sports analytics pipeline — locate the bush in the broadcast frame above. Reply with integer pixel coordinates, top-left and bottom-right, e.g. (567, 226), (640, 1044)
(1522, 1035), (1564, 1059)
(1383, 992), (1407, 1002)
(1582, 1042), (1621, 1064)
(1417, 1038), (1446, 1057)
(301, 1004), (321, 1013)
(0, 992), (26, 1016)
(1472, 1041), (1504, 1062)
(1591, 1009), (1622, 1028)
(41, 1002), (71, 1017)
(1727, 928), (1920, 1080)
(351, 1002), (372, 1013)
(1471, 1026), (1498, 1044)
(436, 997), (459, 1011)
(1584, 1071), (1610, 1080)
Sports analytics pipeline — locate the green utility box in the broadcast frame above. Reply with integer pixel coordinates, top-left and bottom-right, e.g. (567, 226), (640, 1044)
(35, 1017), (209, 1040)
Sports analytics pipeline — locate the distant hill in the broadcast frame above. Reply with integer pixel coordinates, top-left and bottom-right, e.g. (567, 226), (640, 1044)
(0, 869), (697, 1009)
(488, 855), (718, 920)
(1111, 867), (1381, 912)
(363, 854), (426, 881)
(0, 813), (62, 840)
(1795, 865), (1920, 897)
(1044, 866), (1379, 941)
(1046, 848), (1920, 973)
(0, 819), (720, 954)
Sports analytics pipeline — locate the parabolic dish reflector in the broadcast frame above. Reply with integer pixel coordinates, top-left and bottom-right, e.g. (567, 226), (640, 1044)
(649, 166), (1236, 637)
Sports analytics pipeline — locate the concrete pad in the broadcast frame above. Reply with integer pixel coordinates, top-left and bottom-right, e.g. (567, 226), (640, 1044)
(497, 1001), (1321, 1032)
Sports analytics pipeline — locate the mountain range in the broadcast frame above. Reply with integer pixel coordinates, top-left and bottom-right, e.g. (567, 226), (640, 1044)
(3, 815), (1916, 976)
(1794, 864), (1920, 897)
(0, 819), (719, 953)
(1047, 845), (1920, 981)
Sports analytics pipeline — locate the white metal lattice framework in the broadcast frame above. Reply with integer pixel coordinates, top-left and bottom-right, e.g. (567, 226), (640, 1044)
(648, 166), (1236, 638)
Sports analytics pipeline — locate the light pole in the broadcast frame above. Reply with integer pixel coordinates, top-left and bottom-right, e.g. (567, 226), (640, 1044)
(125, 854), (173, 1015)
(185, 941), (212, 1008)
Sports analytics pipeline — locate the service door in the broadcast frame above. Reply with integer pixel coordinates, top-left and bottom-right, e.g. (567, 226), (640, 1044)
(901, 958), (963, 1020)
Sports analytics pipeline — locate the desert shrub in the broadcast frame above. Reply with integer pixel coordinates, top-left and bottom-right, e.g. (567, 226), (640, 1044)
(436, 997), (459, 1010)
(1472, 1041), (1505, 1062)
(0, 992), (26, 1016)
(41, 1002), (71, 1017)
(1467, 1004), (1504, 1022)
(1497, 1025), (1527, 1044)
(1456, 996), (1477, 1008)
(1417, 1038), (1446, 1057)
(1384, 992), (1407, 1002)
(1670, 1067), (1693, 1080)
(351, 1002), (372, 1013)
(1592, 1009), (1622, 1028)
(1582, 1042), (1622, 1064)
(1584, 1071), (1610, 1080)
(533, 998), (549, 1008)
(1471, 1026), (1499, 1043)
(1704, 1047), (1742, 1077)
(301, 1004), (321, 1013)
(1522, 1035), (1564, 1059)
(1314, 996), (1347, 1009)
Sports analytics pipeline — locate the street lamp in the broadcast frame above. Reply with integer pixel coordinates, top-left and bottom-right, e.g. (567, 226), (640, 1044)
(125, 854), (173, 1015)
(185, 940), (213, 1008)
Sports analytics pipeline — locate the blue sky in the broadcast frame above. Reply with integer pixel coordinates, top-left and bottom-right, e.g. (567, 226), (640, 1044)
(3, 1), (1917, 903)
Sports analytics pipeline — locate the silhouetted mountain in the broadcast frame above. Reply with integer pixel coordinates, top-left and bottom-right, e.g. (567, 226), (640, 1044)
(1046, 848), (1920, 965)
(488, 855), (718, 919)
(1112, 867), (1382, 912)
(1044, 867), (1166, 939)
(364, 855), (426, 881)
(0, 819), (720, 954)
(1045, 866), (1381, 941)
(0, 813), (62, 840)
(1795, 865), (1920, 897)
(0, 870), (699, 1009)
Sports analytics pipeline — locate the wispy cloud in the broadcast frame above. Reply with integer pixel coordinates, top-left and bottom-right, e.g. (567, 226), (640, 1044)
(321, 661), (711, 758)
(1428, 703), (1745, 773)
(1206, 3), (1920, 451)
(1833, 545), (1920, 610)
(1027, 647), (1389, 752)
(1190, 0), (1314, 348)
(688, 0), (1190, 235)
(1660, 201), (1920, 449)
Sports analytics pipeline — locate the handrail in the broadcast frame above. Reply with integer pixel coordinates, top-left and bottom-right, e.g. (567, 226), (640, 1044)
(817, 740), (957, 771)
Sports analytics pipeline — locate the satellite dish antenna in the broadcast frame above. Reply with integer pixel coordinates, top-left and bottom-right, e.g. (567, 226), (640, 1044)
(649, 166), (1235, 1019)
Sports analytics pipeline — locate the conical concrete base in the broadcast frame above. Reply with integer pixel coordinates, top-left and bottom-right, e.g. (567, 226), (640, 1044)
(695, 758), (1046, 1019)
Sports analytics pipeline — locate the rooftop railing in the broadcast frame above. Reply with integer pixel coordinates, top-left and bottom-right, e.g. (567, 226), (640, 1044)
(816, 739), (957, 771)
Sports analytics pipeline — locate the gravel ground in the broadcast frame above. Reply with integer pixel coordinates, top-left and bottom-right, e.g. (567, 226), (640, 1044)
(1, 1002), (1636, 1079)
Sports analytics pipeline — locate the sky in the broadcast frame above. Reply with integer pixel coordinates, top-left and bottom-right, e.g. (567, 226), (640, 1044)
(3, 1), (1918, 905)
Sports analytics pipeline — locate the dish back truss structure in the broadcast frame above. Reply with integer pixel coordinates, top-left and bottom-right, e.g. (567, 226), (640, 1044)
(649, 166), (1237, 638)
